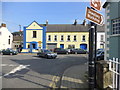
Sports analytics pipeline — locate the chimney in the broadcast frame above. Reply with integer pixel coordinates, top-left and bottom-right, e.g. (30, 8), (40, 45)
(1, 23), (6, 27)
(82, 19), (86, 26)
(46, 20), (48, 26)
(73, 19), (77, 25)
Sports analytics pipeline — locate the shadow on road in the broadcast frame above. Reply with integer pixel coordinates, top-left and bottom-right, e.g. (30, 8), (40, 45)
(4, 54), (88, 88)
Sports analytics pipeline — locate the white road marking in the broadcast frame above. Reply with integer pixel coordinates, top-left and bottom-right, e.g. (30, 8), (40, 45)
(1, 64), (17, 67)
(4, 65), (30, 76)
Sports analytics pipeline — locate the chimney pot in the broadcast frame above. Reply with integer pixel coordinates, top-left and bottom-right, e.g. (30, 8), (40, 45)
(73, 19), (77, 25)
(46, 20), (48, 26)
(1, 23), (6, 27)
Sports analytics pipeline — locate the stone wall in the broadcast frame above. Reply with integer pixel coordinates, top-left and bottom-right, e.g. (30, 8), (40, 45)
(96, 60), (112, 90)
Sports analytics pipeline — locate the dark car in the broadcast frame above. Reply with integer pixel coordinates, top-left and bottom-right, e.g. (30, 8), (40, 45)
(0, 50), (2, 54)
(54, 48), (69, 54)
(96, 50), (104, 60)
(1, 49), (18, 55)
(71, 48), (87, 54)
(37, 49), (57, 59)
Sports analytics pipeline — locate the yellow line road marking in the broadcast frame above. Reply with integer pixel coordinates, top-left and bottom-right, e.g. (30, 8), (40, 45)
(49, 75), (60, 88)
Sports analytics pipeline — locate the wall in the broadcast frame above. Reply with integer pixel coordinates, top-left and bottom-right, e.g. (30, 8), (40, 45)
(97, 32), (105, 49)
(46, 32), (89, 49)
(0, 27), (13, 50)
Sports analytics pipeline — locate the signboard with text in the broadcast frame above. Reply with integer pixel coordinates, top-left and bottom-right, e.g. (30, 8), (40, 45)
(90, 0), (102, 11)
(85, 7), (104, 26)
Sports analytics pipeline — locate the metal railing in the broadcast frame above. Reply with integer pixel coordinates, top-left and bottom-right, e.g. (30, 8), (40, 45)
(109, 58), (120, 90)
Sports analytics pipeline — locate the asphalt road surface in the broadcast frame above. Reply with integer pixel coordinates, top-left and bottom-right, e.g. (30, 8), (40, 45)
(1, 54), (88, 88)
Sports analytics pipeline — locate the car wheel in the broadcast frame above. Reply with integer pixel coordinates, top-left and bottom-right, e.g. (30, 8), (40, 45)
(1, 53), (3, 55)
(75, 52), (77, 54)
(45, 55), (49, 59)
(10, 53), (13, 55)
(97, 58), (101, 61)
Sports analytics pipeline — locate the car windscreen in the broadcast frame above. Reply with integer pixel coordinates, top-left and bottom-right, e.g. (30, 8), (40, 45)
(44, 50), (52, 53)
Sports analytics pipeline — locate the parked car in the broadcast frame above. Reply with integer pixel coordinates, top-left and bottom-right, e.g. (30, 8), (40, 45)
(1, 48), (18, 55)
(97, 48), (104, 52)
(71, 48), (87, 54)
(96, 50), (104, 60)
(37, 49), (57, 59)
(54, 48), (69, 54)
(0, 50), (1, 54)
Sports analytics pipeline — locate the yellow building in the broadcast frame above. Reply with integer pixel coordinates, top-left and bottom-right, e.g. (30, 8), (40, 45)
(22, 21), (104, 53)
(46, 24), (89, 50)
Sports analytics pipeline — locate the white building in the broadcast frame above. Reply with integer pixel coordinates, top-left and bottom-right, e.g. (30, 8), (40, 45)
(0, 23), (13, 50)
(97, 32), (105, 49)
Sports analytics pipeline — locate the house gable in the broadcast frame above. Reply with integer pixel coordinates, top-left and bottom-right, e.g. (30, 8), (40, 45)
(26, 21), (43, 29)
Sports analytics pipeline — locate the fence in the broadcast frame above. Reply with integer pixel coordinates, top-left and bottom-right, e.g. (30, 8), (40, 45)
(109, 58), (120, 90)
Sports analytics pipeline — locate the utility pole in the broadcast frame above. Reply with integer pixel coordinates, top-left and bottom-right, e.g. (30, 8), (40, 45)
(88, 22), (95, 90)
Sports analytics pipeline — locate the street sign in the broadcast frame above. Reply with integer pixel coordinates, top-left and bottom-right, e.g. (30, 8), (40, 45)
(38, 41), (42, 44)
(86, 7), (104, 26)
(90, 0), (102, 11)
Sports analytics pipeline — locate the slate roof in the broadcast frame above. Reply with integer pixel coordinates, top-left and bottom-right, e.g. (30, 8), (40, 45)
(13, 35), (23, 41)
(46, 24), (105, 32)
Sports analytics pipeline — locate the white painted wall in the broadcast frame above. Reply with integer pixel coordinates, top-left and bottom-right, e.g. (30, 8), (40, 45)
(97, 32), (105, 49)
(0, 27), (13, 50)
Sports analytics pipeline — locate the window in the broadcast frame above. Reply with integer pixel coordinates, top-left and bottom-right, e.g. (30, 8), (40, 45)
(8, 39), (10, 44)
(74, 35), (77, 41)
(61, 35), (64, 41)
(112, 18), (120, 34)
(101, 35), (104, 41)
(54, 35), (57, 41)
(82, 35), (86, 42)
(33, 31), (37, 38)
(68, 45), (75, 49)
(28, 45), (30, 48)
(48, 35), (51, 41)
(67, 35), (70, 41)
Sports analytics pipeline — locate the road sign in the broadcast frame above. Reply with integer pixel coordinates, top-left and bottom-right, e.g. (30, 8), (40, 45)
(38, 41), (42, 44)
(86, 7), (104, 26)
(90, 0), (102, 11)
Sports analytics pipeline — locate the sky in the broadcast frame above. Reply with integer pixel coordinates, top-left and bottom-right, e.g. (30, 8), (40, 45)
(2, 2), (105, 32)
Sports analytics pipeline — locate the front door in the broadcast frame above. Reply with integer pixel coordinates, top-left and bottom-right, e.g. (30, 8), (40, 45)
(30, 43), (36, 53)
(80, 44), (87, 50)
(60, 44), (64, 49)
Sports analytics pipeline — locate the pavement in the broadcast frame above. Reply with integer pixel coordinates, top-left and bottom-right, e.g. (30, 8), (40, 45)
(60, 62), (88, 89)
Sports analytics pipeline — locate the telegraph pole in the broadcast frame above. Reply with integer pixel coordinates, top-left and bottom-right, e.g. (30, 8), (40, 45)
(88, 22), (95, 89)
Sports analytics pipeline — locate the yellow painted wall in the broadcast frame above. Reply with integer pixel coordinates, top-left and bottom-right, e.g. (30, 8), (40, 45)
(26, 30), (43, 42)
(46, 32), (89, 49)
(25, 21), (43, 49)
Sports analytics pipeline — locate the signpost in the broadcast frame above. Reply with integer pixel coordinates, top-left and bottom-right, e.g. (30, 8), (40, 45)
(86, 7), (104, 26)
(85, 0), (103, 89)
(38, 41), (42, 47)
(90, 0), (102, 11)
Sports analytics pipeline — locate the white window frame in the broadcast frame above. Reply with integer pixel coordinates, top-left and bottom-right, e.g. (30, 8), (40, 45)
(112, 18), (120, 35)
(74, 35), (77, 41)
(54, 35), (57, 41)
(82, 35), (86, 42)
(67, 35), (70, 41)
(61, 35), (64, 41)
(48, 35), (51, 41)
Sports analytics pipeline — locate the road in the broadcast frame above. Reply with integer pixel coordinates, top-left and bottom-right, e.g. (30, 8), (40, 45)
(1, 54), (88, 88)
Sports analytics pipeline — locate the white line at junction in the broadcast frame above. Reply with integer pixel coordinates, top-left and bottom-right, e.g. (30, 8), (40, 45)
(4, 64), (30, 76)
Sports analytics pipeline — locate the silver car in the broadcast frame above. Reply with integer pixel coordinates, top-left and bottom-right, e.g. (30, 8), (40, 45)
(37, 49), (57, 59)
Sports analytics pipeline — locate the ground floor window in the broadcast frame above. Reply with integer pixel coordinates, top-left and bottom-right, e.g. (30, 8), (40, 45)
(68, 45), (75, 49)
(100, 44), (104, 49)
(28, 45), (30, 48)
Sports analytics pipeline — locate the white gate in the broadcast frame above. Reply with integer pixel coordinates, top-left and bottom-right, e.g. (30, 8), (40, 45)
(109, 58), (120, 90)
